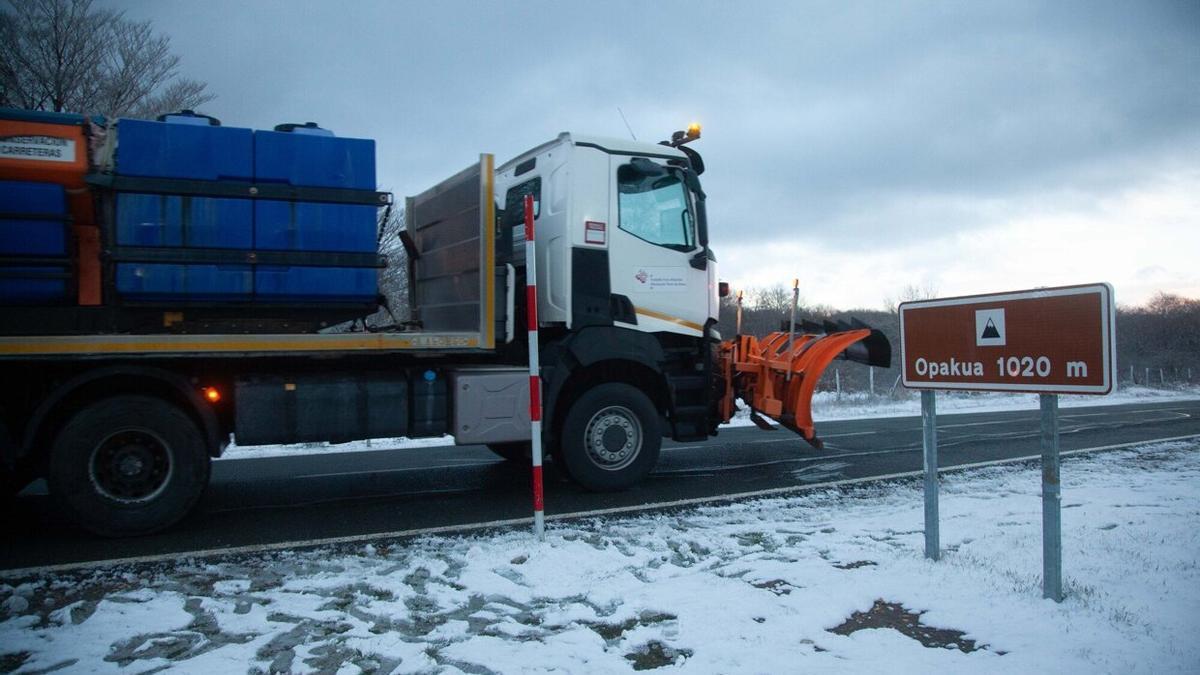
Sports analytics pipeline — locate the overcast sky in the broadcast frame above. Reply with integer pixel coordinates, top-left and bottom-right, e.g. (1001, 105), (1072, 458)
(113, 0), (1199, 309)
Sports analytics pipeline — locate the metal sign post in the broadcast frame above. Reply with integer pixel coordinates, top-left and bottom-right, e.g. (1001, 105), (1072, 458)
(1041, 393), (1062, 601)
(922, 390), (939, 560)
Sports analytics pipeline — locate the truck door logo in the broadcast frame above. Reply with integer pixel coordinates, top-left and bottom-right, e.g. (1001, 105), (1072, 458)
(632, 267), (687, 292)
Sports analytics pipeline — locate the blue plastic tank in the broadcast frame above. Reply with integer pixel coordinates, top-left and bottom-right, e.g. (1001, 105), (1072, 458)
(254, 125), (375, 189)
(251, 122), (379, 302)
(254, 201), (377, 252)
(0, 180), (68, 256)
(107, 115), (380, 305)
(0, 266), (69, 304)
(116, 263), (252, 300)
(255, 266), (376, 302)
(115, 117), (253, 181)
(115, 194), (252, 248)
(0, 181), (69, 304)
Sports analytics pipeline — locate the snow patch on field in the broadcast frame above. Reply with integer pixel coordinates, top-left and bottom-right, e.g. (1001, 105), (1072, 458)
(3, 441), (1198, 673)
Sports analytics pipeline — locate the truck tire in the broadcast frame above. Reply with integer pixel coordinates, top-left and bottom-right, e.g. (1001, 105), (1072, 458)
(47, 396), (210, 537)
(559, 383), (661, 491)
(487, 442), (530, 462)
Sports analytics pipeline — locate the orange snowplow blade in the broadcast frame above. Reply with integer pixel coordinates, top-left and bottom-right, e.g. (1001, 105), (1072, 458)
(717, 325), (891, 448)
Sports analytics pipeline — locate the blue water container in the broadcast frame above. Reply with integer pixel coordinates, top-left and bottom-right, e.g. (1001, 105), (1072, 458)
(256, 266), (376, 302)
(115, 117), (253, 181)
(0, 181), (69, 303)
(254, 126), (375, 189)
(254, 201), (377, 252)
(116, 194), (252, 248)
(0, 181), (67, 256)
(0, 266), (69, 304)
(116, 263), (252, 300)
(252, 123), (378, 302)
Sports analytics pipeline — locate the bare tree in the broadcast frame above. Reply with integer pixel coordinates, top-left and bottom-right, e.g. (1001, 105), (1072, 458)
(0, 0), (212, 118)
(375, 204), (410, 322)
(882, 281), (939, 313)
(749, 283), (797, 313)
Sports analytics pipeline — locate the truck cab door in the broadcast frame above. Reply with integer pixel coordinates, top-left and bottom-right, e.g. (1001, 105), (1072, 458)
(607, 156), (711, 338)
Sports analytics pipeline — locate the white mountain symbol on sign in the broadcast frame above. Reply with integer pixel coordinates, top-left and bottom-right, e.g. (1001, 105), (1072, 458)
(981, 318), (1001, 339)
(975, 308), (1006, 346)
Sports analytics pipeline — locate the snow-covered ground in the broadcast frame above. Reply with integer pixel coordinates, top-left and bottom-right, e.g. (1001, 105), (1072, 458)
(4, 439), (1198, 673)
(220, 385), (1200, 460)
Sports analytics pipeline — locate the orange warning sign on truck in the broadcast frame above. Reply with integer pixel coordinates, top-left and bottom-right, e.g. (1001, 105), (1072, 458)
(899, 283), (1115, 394)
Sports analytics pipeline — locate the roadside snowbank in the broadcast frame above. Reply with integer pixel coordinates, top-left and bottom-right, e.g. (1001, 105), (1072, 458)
(4, 440), (1198, 673)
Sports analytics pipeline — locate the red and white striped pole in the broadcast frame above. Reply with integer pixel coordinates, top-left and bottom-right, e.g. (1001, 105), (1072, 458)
(524, 194), (545, 541)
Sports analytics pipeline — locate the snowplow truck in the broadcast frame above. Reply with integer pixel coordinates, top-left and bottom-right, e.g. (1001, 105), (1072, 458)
(0, 108), (890, 536)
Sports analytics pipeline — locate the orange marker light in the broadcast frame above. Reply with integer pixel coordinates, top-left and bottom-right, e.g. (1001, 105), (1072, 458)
(202, 386), (221, 404)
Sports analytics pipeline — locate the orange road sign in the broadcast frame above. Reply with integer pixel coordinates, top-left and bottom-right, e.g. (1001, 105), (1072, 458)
(900, 283), (1115, 394)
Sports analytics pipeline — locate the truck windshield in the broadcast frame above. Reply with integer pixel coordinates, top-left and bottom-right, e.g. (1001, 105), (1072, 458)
(617, 163), (695, 251)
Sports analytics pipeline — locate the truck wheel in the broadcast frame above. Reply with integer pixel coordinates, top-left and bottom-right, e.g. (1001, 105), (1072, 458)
(487, 442), (530, 462)
(48, 396), (210, 537)
(559, 383), (661, 491)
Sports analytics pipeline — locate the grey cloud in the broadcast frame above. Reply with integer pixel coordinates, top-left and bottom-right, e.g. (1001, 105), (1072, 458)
(109, 0), (1198, 252)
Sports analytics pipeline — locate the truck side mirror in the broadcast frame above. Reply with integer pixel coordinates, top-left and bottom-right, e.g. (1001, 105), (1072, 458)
(719, 281), (730, 298)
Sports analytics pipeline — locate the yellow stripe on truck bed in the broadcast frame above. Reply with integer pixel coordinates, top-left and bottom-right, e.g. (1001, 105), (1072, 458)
(0, 332), (482, 357)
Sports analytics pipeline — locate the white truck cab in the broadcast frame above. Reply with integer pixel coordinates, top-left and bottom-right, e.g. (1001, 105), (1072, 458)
(495, 133), (718, 341)
(489, 130), (723, 489)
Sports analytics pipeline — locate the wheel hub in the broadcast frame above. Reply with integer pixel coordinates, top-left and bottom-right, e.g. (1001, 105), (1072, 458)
(584, 405), (642, 471)
(89, 429), (173, 503)
(119, 453), (145, 477)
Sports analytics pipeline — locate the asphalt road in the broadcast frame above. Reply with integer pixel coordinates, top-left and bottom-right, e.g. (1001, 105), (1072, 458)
(4, 399), (1198, 572)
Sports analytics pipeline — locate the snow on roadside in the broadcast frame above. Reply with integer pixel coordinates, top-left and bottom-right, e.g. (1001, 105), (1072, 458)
(219, 435), (455, 461)
(220, 385), (1200, 459)
(3, 440), (1198, 673)
(725, 384), (1200, 428)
